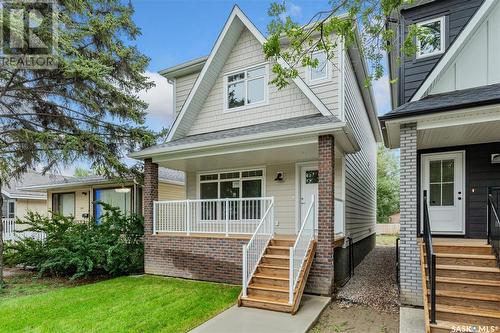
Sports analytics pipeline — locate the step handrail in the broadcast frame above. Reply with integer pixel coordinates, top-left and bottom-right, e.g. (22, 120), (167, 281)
(242, 198), (275, 298)
(289, 195), (316, 304)
(487, 190), (500, 267)
(423, 191), (436, 324)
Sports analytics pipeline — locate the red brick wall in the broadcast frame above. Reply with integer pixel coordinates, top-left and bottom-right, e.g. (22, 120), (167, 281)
(307, 135), (335, 295)
(143, 158), (158, 235)
(145, 235), (248, 284)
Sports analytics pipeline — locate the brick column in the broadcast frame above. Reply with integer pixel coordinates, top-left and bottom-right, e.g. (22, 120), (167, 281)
(399, 123), (423, 306)
(307, 135), (335, 295)
(143, 158), (158, 235)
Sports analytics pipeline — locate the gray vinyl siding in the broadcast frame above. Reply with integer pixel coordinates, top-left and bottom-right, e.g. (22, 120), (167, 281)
(398, 0), (484, 105)
(343, 54), (377, 244)
(175, 72), (199, 116)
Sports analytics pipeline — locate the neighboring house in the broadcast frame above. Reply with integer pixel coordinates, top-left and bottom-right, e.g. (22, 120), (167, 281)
(380, 0), (500, 330)
(20, 168), (185, 222)
(130, 6), (381, 313)
(2, 172), (65, 240)
(388, 212), (400, 224)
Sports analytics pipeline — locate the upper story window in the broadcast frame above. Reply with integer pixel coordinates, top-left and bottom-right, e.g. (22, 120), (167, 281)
(225, 64), (268, 111)
(416, 16), (445, 59)
(308, 50), (329, 82)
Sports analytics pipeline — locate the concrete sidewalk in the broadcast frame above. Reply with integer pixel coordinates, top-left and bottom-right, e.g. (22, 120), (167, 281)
(400, 307), (425, 333)
(190, 295), (331, 333)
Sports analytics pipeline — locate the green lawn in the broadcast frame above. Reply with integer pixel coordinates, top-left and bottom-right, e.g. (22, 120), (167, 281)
(376, 234), (399, 246)
(0, 275), (240, 333)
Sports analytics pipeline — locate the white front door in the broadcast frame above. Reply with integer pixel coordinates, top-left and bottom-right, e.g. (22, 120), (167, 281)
(299, 165), (319, 229)
(421, 151), (465, 234)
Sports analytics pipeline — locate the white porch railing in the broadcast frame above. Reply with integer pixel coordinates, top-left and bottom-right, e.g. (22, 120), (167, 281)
(289, 195), (316, 304)
(242, 198), (275, 298)
(153, 197), (274, 236)
(2, 218), (46, 242)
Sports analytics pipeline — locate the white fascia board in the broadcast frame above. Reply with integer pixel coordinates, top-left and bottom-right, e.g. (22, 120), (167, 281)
(165, 6), (339, 142)
(19, 179), (134, 191)
(411, 0), (496, 101)
(136, 121), (348, 160)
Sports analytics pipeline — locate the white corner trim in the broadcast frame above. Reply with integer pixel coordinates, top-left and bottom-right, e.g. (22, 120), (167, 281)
(411, 0), (497, 101)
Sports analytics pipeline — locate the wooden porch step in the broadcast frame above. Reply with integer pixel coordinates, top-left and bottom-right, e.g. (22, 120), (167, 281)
(431, 290), (500, 310)
(432, 252), (498, 267)
(248, 283), (288, 293)
(239, 295), (292, 313)
(435, 276), (500, 293)
(253, 273), (289, 281)
(262, 254), (290, 266)
(435, 304), (500, 326)
(267, 245), (291, 256)
(430, 320), (479, 333)
(263, 254), (289, 260)
(247, 283), (289, 299)
(430, 264), (500, 280)
(431, 244), (492, 255)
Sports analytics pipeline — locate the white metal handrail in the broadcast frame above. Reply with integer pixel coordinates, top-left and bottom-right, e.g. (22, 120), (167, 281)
(2, 218), (16, 241)
(153, 197), (274, 236)
(289, 195), (316, 304)
(241, 198), (275, 298)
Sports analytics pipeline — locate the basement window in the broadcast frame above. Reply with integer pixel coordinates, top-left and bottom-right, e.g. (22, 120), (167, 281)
(416, 16), (445, 59)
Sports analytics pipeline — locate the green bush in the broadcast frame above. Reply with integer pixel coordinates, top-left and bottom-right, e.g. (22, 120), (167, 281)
(5, 203), (144, 279)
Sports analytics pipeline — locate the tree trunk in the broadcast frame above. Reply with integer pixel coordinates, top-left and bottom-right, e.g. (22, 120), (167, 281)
(0, 179), (4, 288)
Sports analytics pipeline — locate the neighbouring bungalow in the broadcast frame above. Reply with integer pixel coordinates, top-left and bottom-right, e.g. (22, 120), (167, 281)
(20, 168), (185, 222)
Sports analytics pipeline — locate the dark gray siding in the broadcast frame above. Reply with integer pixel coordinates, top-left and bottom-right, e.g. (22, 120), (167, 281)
(399, 0), (484, 105)
(417, 142), (500, 238)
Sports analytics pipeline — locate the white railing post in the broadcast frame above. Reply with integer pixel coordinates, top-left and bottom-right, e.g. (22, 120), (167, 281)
(271, 198), (275, 235)
(289, 247), (294, 304)
(225, 198), (229, 237)
(186, 200), (191, 236)
(152, 202), (157, 235)
(242, 245), (247, 297)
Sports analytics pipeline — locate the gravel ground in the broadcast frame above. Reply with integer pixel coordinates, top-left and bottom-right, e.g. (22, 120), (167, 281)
(336, 245), (400, 313)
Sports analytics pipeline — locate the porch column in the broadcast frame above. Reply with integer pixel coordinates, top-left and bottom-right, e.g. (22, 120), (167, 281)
(307, 134), (335, 295)
(143, 158), (158, 235)
(399, 123), (423, 306)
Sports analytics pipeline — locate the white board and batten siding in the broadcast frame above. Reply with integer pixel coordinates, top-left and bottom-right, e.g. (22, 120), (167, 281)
(342, 54), (377, 244)
(430, 0), (500, 95)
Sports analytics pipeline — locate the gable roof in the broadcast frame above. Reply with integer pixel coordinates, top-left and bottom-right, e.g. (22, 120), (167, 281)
(166, 5), (334, 142)
(19, 168), (185, 190)
(411, 0), (496, 101)
(2, 172), (67, 200)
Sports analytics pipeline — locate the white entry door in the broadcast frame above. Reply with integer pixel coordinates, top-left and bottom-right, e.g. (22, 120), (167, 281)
(421, 151), (465, 234)
(299, 165), (319, 230)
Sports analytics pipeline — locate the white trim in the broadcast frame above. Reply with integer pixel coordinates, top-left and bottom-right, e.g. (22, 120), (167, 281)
(420, 150), (466, 235)
(1, 189), (46, 200)
(223, 63), (269, 113)
(411, 0), (497, 101)
(339, 40), (346, 122)
(196, 167), (267, 200)
(415, 16), (446, 60)
(172, 78), (177, 115)
(165, 6), (335, 142)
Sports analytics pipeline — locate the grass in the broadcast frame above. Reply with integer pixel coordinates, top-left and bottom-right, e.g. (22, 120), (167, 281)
(376, 234), (399, 246)
(0, 275), (240, 333)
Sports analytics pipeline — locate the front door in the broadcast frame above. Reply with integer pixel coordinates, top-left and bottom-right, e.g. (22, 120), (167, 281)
(299, 165), (319, 230)
(421, 151), (465, 234)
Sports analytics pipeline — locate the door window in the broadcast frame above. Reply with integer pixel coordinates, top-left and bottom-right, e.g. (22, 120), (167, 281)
(429, 159), (454, 206)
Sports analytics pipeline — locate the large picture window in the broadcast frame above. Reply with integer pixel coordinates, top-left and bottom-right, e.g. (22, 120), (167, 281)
(225, 65), (267, 111)
(94, 187), (132, 223)
(416, 16), (445, 59)
(52, 192), (75, 217)
(199, 169), (264, 220)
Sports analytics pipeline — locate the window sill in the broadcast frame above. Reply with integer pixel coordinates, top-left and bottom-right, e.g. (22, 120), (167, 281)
(223, 101), (268, 114)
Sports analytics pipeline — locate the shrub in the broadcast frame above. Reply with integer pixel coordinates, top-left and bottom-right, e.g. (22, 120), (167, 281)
(5, 203), (144, 279)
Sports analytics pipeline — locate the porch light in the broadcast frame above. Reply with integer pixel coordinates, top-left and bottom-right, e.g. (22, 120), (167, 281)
(115, 187), (131, 193)
(491, 154), (500, 164)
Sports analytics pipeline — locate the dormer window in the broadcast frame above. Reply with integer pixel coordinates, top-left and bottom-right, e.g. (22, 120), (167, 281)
(225, 64), (268, 111)
(309, 50), (328, 81)
(416, 16), (445, 59)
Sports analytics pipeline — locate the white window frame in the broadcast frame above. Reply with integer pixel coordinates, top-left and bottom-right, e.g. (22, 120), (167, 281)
(306, 50), (330, 84)
(416, 16), (446, 59)
(223, 63), (269, 113)
(197, 167), (266, 200)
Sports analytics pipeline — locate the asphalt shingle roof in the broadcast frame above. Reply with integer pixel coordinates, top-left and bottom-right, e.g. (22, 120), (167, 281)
(380, 83), (500, 120)
(3, 172), (67, 199)
(136, 114), (341, 155)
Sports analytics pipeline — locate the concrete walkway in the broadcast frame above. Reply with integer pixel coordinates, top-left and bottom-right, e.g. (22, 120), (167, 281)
(190, 295), (331, 333)
(399, 307), (425, 333)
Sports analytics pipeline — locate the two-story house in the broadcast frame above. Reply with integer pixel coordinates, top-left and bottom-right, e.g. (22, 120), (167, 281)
(380, 0), (500, 330)
(131, 6), (381, 313)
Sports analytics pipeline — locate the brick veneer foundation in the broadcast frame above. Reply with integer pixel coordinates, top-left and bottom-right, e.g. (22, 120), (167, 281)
(306, 135), (335, 295)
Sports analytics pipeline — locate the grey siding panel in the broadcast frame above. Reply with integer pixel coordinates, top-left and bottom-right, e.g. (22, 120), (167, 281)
(399, 0), (484, 104)
(343, 55), (377, 244)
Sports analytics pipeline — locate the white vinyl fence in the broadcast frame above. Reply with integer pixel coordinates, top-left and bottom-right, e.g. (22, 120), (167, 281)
(2, 218), (46, 242)
(376, 223), (400, 235)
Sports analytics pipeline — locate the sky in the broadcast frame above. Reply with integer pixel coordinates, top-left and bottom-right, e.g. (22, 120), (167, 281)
(131, 0), (392, 131)
(63, 0), (393, 175)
